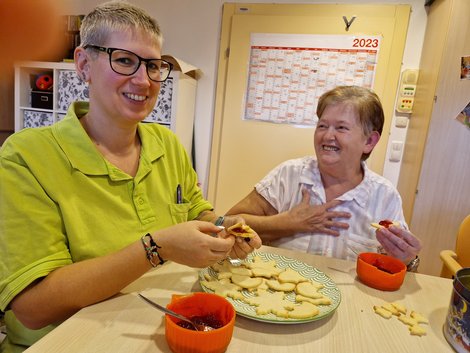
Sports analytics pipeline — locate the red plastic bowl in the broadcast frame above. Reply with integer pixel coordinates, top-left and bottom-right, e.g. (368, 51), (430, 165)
(165, 292), (235, 353)
(356, 253), (407, 291)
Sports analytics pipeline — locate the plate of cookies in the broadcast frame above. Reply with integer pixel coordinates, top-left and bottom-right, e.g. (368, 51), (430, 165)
(198, 252), (341, 324)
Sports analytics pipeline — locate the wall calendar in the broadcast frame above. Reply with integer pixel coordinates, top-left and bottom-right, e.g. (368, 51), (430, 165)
(244, 33), (382, 126)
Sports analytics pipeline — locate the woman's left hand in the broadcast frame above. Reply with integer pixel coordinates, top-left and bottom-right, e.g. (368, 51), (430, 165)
(375, 226), (422, 264)
(217, 215), (262, 259)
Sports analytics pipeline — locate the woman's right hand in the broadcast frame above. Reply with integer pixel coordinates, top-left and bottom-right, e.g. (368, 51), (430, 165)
(153, 221), (235, 268)
(286, 189), (351, 236)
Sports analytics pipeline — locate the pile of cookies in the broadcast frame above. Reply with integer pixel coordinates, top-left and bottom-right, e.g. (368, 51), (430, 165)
(373, 301), (428, 336)
(200, 255), (333, 320)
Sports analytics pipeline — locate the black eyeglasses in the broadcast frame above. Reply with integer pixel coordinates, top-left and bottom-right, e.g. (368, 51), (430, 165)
(83, 45), (173, 82)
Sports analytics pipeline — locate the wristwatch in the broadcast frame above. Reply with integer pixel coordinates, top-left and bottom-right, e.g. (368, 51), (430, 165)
(215, 216), (225, 226)
(406, 256), (420, 272)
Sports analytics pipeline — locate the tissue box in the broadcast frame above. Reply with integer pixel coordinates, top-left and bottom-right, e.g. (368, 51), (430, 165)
(31, 91), (53, 109)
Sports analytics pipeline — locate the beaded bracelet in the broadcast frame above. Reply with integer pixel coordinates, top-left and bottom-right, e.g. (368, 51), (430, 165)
(141, 233), (165, 267)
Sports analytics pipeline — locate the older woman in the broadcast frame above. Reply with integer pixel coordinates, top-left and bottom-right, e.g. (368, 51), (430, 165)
(227, 86), (421, 267)
(0, 2), (260, 351)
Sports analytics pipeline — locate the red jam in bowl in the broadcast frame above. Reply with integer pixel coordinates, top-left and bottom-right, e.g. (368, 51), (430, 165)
(177, 314), (224, 330)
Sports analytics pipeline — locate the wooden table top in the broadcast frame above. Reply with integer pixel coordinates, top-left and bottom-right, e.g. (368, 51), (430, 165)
(25, 246), (455, 353)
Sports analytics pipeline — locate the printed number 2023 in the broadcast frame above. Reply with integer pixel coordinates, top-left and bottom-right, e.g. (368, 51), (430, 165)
(352, 38), (379, 48)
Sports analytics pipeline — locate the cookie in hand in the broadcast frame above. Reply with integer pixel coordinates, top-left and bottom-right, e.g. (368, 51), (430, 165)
(226, 222), (256, 238)
(371, 219), (400, 229)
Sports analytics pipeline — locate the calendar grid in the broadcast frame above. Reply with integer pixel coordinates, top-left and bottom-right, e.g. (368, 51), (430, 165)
(244, 34), (381, 126)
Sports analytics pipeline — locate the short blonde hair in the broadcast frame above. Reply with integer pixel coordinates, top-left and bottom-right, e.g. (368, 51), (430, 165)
(80, 1), (162, 48)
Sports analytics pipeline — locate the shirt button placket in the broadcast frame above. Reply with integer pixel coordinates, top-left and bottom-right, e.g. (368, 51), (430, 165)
(133, 182), (155, 224)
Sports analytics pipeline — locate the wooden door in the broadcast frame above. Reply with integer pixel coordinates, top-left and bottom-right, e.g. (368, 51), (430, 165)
(208, 3), (410, 213)
(398, 0), (470, 275)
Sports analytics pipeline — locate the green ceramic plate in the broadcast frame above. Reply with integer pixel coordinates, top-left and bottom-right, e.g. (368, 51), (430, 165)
(199, 252), (341, 324)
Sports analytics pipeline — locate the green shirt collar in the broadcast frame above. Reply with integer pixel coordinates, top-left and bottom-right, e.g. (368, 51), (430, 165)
(52, 102), (164, 180)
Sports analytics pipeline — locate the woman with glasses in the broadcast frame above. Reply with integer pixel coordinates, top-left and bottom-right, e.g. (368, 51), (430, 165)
(0, 2), (261, 351)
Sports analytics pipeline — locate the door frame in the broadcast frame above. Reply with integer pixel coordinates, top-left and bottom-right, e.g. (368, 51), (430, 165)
(208, 3), (411, 208)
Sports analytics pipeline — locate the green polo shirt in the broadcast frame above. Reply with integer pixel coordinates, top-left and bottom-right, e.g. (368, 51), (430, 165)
(0, 102), (212, 350)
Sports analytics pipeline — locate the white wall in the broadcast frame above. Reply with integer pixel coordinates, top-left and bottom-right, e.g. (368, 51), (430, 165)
(63, 0), (427, 195)
(382, 1), (427, 185)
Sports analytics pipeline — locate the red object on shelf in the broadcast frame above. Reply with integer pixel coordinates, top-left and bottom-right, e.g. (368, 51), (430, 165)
(35, 74), (53, 90)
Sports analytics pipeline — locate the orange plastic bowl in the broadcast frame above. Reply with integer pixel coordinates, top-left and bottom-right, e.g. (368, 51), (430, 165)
(165, 292), (235, 353)
(356, 253), (407, 291)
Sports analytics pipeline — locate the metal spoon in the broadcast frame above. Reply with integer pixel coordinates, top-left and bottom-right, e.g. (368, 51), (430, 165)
(138, 293), (214, 331)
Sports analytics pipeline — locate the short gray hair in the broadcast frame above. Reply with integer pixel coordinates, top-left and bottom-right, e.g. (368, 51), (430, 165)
(80, 1), (163, 48)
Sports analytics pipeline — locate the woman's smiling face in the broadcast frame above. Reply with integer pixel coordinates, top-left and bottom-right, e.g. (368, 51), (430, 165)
(314, 102), (373, 169)
(86, 29), (162, 125)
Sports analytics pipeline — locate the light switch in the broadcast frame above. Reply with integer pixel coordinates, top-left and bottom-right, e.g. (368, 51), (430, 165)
(389, 141), (403, 162)
(395, 116), (408, 128)
(391, 141), (403, 150)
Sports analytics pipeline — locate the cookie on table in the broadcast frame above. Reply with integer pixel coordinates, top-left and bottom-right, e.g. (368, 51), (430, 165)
(391, 302), (407, 315)
(278, 268), (309, 284)
(251, 267), (281, 278)
(409, 325), (427, 336)
(296, 294), (332, 305)
(288, 302), (320, 319)
(397, 315), (419, 326)
(200, 278), (244, 300)
(243, 256), (284, 277)
(211, 260), (231, 273)
(410, 311), (429, 324)
(381, 302), (401, 316)
(295, 281), (324, 299)
(374, 305), (393, 319)
(266, 279), (296, 292)
(231, 274), (263, 290)
(372, 302), (428, 337)
(217, 270), (233, 280)
(243, 290), (294, 317)
(256, 278), (270, 291)
(229, 266), (252, 277)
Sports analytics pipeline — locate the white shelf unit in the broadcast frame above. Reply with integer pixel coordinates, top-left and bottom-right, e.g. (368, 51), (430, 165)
(14, 61), (197, 157)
